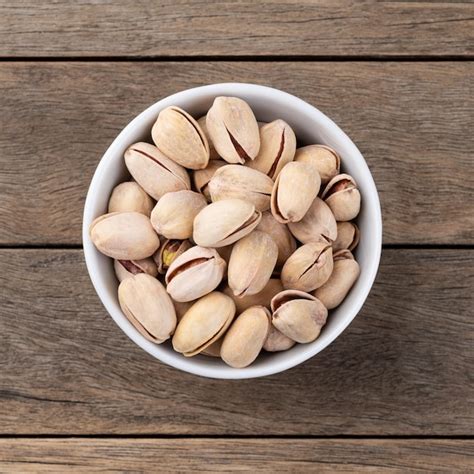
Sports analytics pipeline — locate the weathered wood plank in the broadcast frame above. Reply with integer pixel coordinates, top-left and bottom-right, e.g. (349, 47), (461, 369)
(0, 439), (472, 472)
(0, 1), (472, 57)
(0, 62), (472, 245)
(0, 249), (472, 435)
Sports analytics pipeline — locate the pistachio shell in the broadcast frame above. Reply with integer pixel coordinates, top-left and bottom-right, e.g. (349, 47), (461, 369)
(281, 242), (333, 292)
(151, 106), (209, 170)
(288, 197), (337, 244)
(90, 212), (160, 260)
(333, 222), (360, 252)
(114, 257), (158, 282)
(263, 325), (295, 352)
(228, 230), (278, 297)
(321, 174), (361, 221)
(150, 191), (207, 240)
(192, 160), (227, 201)
(118, 274), (176, 343)
(193, 199), (262, 248)
(206, 97), (260, 164)
(221, 306), (271, 368)
(108, 181), (154, 217)
(295, 145), (340, 185)
(247, 119), (296, 179)
(198, 115), (220, 160)
(271, 161), (321, 223)
(165, 246), (226, 302)
(153, 239), (192, 274)
(124, 142), (190, 201)
(172, 292), (236, 357)
(208, 165), (274, 211)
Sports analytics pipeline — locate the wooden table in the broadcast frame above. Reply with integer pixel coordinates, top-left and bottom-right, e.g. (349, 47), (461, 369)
(0, 1), (473, 471)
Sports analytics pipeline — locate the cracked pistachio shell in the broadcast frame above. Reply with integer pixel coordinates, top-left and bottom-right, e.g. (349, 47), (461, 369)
(314, 249), (360, 309)
(114, 257), (158, 282)
(295, 145), (340, 185)
(153, 239), (192, 274)
(151, 191), (207, 240)
(151, 106), (210, 170)
(228, 230), (278, 297)
(192, 160), (227, 201)
(124, 142), (190, 201)
(271, 290), (328, 344)
(333, 222), (360, 252)
(281, 242), (333, 292)
(165, 246), (226, 302)
(108, 181), (154, 217)
(221, 306), (271, 368)
(193, 199), (262, 248)
(271, 161), (321, 224)
(198, 116), (220, 160)
(206, 96), (260, 164)
(208, 165), (274, 212)
(288, 197), (337, 244)
(247, 119), (296, 179)
(90, 212), (160, 260)
(263, 325), (295, 352)
(256, 212), (297, 267)
(118, 274), (176, 344)
(321, 174), (361, 221)
(172, 292), (236, 357)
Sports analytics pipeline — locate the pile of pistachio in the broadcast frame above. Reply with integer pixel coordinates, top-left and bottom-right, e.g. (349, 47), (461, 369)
(90, 96), (361, 368)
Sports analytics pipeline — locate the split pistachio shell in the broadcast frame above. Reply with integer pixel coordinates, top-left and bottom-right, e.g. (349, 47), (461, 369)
(153, 239), (192, 274)
(198, 116), (220, 160)
(263, 325), (295, 352)
(281, 242), (333, 292)
(271, 290), (327, 344)
(206, 96), (260, 164)
(114, 258), (158, 282)
(151, 190), (207, 240)
(151, 106), (209, 170)
(118, 274), (176, 343)
(165, 246), (226, 302)
(314, 250), (360, 309)
(124, 142), (190, 201)
(333, 222), (360, 252)
(221, 306), (271, 368)
(271, 161), (321, 223)
(172, 292), (236, 357)
(201, 338), (223, 357)
(288, 197), (337, 244)
(256, 212), (297, 267)
(208, 165), (274, 212)
(90, 212), (160, 260)
(108, 181), (154, 217)
(192, 160), (226, 201)
(247, 119), (296, 179)
(193, 199), (262, 248)
(321, 174), (361, 221)
(228, 230), (278, 297)
(295, 145), (340, 185)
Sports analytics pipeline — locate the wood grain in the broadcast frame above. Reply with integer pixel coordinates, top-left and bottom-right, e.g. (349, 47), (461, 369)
(0, 439), (472, 472)
(0, 1), (472, 57)
(0, 249), (472, 435)
(0, 62), (472, 246)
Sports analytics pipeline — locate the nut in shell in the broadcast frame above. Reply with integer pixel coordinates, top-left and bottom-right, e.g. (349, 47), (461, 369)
(198, 115), (220, 160)
(333, 222), (360, 252)
(153, 239), (192, 274)
(263, 325), (295, 352)
(114, 257), (158, 282)
(321, 174), (361, 221)
(295, 144), (340, 185)
(192, 160), (226, 201)
(108, 181), (154, 217)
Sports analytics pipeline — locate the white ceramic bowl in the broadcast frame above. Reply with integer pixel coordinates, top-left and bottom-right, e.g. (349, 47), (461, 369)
(83, 83), (382, 379)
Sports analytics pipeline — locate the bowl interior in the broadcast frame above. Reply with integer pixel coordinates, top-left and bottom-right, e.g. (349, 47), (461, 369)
(83, 83), (382, 379)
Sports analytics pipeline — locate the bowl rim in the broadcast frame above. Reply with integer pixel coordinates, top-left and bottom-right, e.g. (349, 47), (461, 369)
(83, 82), (382, 379)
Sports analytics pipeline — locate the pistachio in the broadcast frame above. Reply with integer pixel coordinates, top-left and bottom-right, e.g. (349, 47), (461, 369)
(153, 239), (192, 274)
(151, 106), (209, 170)
(108, 181), (154, 217)
(314, 249), (360, 309)
(288, 197), (337, 244)
(193, 199), (262, 248)
(206, 96), (260, 164)
(263, 325), (295, 352)
(118, 273), (176, 343)
(208, 165), (274, 212)
(295, 144), (340, 185)
(221, 306), (271, 368)
(201, 338), (223, 358)
(124, 142), (190, 201)
(172, 292), (236, 357)
(271, 290), (327, 343)
(198, 116), (220, 160)
(150, 190), (207, 240)
(114, 257), (158, 282)
(165, 246), (226, 302)
(271, 161), (320, 224)
(333, 222), (360, 252)
(192, 160), (226, 201)
(90, 212), (160, 260)
(247, 119), (296, 179)
(228, 230), (278, 297)
(173, 300), (194, 322)
(256, 212), (297, 267)
(281, 242), (333, 292)
(321, 174), (361, 221)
